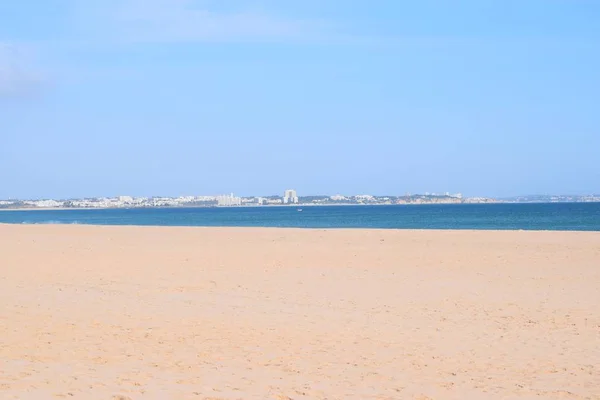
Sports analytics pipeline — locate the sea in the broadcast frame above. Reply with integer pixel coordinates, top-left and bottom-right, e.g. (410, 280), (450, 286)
(1, 203), (600, 231)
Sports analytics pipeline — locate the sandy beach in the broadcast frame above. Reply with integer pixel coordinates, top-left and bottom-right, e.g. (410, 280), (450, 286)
(1, 224), (599, 399)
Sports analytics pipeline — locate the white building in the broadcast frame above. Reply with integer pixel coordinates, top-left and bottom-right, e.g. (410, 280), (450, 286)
(216, 193), (242, 207)
(195, 196), (216, 202)
(283, 189), (299, 204)
(330, 194), (347, 201)
(25, 199), (64, 208)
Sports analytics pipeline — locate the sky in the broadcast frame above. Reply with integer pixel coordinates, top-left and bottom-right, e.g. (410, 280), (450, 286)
(1, 0), (599, 199)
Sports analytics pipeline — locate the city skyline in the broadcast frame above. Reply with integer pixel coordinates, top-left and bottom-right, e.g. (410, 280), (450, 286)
(2, 189), (600, 202)
(0, 190), (464, 202)
(2, 190), (600, 210)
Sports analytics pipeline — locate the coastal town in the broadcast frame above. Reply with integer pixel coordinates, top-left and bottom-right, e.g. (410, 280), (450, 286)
(1, 191), (599, 210)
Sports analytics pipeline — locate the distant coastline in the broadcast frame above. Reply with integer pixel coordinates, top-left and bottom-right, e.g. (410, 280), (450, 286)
(0, 203), (467, 212)
(1, 193), (599, 211)
(1, 200), (600, 213)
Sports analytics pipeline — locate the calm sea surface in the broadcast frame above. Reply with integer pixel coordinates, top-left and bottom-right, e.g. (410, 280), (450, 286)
(1, 203), (600, 231)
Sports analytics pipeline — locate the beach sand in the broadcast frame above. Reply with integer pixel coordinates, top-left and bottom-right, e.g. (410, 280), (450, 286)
(1, 224), (599, 399)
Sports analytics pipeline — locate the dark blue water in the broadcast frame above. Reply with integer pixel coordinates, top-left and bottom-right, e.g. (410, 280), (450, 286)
(1, 203), (600, 231)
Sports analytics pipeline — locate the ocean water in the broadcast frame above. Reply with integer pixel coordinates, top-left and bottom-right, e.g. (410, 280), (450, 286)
(1, 203), (600, 231)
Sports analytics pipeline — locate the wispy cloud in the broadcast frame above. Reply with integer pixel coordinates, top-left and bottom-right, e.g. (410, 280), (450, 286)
(73, 0), (327, 44)
(0, 42), (45, 98)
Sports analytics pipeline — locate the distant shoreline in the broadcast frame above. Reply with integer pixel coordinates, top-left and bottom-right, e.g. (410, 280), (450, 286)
(0, 203), (475, 212)
(2, 200), (600, 212)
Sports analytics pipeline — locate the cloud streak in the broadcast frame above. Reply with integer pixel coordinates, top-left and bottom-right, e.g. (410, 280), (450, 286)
(75, 0), (326, 44)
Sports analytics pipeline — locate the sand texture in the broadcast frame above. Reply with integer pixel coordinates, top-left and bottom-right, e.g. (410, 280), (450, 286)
(1, 225), (599, 399)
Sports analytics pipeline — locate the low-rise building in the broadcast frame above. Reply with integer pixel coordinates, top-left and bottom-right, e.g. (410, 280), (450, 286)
(330, 194), (347, 201)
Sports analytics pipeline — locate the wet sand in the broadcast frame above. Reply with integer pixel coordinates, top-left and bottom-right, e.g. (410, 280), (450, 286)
(1, 224), (599, 399)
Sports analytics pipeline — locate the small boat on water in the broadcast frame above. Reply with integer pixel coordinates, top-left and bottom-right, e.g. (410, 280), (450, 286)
(297, 208), (303, 212)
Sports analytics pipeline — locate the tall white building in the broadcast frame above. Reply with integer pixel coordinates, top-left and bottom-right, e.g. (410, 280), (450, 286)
(283, 189), (299, 204)
(216, 193), (242, 206)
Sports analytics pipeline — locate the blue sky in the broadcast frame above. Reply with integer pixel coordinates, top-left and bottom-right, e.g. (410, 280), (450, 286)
(1, 0), (599, 199)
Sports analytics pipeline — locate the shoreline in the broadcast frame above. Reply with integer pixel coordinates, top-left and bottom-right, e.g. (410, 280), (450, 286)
(0, 203), (479, 212)
(2, 222), (599, 234)
(1, 200), (599, 213)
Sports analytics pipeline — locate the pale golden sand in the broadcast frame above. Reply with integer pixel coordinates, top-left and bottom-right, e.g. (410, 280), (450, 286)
(1, 225), (599, 400)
